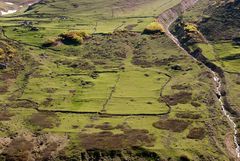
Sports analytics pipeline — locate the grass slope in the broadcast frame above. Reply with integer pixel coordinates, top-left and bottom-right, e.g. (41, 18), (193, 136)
(171, 0), (240, 159)
(0, 0), (232, 160)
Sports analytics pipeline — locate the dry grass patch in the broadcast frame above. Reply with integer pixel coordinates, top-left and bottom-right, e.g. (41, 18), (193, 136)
(153, 119), (190, 132)
(176, 113), (201, 119)
(79, 129), (155, 150)
(2, 137), (33, 161)
(161, 91), (192, 106)
(28, 112), (59, 129)
(0, 111), (14, 121)
(187, 128), (205, 140)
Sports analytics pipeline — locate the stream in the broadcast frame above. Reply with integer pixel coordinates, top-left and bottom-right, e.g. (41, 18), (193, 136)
(213, 73), (240, 158)
(165, 21), (240, 159)
(156, 0), (240, 157)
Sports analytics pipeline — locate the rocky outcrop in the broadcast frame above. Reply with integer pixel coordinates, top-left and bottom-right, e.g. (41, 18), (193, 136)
(157, 0), (199, 28)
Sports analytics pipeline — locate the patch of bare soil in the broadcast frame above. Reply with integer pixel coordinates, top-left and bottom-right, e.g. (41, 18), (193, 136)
(176, 113), (201, 119)
(95, 122), (115, 130)
(0, 72), (17, 81)
(154, 55), (179, 66)
(153, 119), (190, 132)
(131, 57), (152, 68)
(44, 88), (57, 94)
(202, 92), (215, 106)
(79, 129), (155, 150)
(0, 111), (14, 121)
(171, 84), (192, 90)
(42, 97), (53, 107)
(57, 59), (95, 70)
(198, 71), (213, 81)
(3, 137), (33, 161)
(225, 132), (240, 160)
(28, 112), (59, 129)
(115, 123), (132, 130)
(86, 122), (132, 131)
(80, 80), (95, 88)
(161, 91), (192, 106)
(1, 133), (68, 161)
(191, 101), (201, 107)
(187, 128), (205, 140)
(124, 24), (138, 31)
(69, 60), (95, 70)
(0, 137), (11, 153)
(0, 85), (8, 94)
(11, 99), (38, 108)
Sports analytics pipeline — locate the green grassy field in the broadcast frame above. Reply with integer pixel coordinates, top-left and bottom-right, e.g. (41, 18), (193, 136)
(0, 0), (181, 45)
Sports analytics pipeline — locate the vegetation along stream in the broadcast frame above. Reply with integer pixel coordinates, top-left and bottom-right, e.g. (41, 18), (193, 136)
(157, 0), (240, 158)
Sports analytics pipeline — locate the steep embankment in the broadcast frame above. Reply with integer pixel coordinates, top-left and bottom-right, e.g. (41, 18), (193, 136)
(158, 0), (240, 159)
(157, 0), (198, 28)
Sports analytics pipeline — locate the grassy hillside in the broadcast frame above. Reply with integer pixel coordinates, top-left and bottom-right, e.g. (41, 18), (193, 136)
(0, 0), (233, 160)
(170, 0), (240, 159)
(173, 0), (240, 112)
(1, 0), (180, 44)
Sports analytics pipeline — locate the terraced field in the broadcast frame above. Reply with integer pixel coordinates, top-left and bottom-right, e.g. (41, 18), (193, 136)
(0, 0), (238, 160)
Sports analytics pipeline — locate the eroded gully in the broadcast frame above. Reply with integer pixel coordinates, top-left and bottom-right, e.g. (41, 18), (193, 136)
(157, 0), (240, 158)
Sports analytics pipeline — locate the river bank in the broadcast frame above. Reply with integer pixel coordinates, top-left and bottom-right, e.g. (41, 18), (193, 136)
(157, 0), (240, 159)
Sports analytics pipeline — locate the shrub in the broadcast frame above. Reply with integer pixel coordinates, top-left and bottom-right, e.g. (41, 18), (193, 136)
(184, 23), (198, 32)
(0, 42), (16, 60)
(42, 38), (59, 47)
(59, 31), (89, 45)
(143, 22), (165, 34)
(3, 44), (16, 54)
(0, 48), (4, 60)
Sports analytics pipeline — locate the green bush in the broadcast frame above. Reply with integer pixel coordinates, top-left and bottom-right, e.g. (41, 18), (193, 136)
(0, 48), (4, 60)
(0, 41), (16, 60)
(59, 31), (89, 45)
(184, 23), (198, 32)
(143, 22), (165, 34)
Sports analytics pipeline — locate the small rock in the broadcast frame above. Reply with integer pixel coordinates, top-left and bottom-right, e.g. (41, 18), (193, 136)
(0, 63), (7, 70)
(171, 64), (182, 71)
